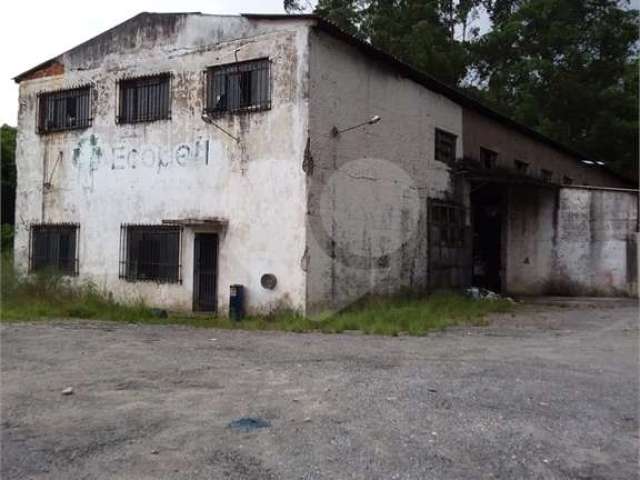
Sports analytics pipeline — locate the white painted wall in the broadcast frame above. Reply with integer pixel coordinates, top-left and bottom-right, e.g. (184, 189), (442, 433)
(14, 14), (311, 313)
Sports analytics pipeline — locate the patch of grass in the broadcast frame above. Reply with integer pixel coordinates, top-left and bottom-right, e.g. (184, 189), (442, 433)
(1, 253), (154, 322)
(169, 292), (513, 335)
(1, 253), (513, 334)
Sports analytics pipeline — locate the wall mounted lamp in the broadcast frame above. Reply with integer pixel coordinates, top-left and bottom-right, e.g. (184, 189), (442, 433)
(331, 115), (381, 137)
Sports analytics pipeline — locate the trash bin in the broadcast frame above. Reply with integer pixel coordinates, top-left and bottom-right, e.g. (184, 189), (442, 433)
(229, 284), (245, 321)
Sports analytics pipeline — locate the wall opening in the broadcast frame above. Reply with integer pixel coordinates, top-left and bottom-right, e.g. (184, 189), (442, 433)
(193, 233), (218, 312)
(471, 184), (505, 292)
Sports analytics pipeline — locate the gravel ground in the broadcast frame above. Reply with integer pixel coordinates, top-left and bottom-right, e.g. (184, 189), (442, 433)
(1, 300), (638, 479)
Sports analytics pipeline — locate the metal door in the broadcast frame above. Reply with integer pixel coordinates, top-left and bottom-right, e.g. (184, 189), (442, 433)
(193, 234), (218, 312)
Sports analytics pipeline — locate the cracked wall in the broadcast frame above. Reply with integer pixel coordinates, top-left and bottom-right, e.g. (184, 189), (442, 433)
(306, 28), (463, 313)
(14, 14), (311, 313)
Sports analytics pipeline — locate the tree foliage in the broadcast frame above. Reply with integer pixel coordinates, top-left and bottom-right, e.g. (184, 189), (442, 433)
(472, 0), (639, 177)
(288, 0), (639, 178)
(1, 124), (17, 227)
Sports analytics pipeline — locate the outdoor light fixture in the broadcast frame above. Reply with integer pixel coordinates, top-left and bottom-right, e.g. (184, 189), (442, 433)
(331, 115), (382, 137)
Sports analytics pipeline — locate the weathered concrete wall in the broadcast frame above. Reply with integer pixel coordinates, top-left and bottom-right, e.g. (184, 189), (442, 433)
(504, 186), (557, 295)
(552, 188), (638, 296)
(463, 108), (630, 188)
(505, 186), (638, 297)
(306, 28), (463, 312)
(14, 14), (311, 313)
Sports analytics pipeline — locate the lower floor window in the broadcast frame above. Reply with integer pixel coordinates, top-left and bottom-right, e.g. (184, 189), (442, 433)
(30, 223), (79, 275)
(119, 225), (182, 283)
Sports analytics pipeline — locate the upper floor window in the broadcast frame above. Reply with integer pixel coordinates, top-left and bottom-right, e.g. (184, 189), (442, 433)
(514, 159), (529, 174)
(117, 74), (171, 124)
(434, 129), (457, 164)
(541, 169), (553, 182)
(480, 147), (498, 169)
(205, 58), (271, 115)
(119, 224), (182, 283)
(29, 223), (79, 275)
(38, 86), (91, 133)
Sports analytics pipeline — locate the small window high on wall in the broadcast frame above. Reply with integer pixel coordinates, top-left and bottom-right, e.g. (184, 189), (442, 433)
(480, 147), (498, 169)
(38, 87), (91, 133)
(117, 74), (171, 124)
(435, 129), (457, 164)
(29, 224), (79, 275)
(205, 58), (271, 115)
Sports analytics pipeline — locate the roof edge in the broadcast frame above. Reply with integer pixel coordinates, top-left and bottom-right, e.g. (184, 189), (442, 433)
(243, 13), (635, 186)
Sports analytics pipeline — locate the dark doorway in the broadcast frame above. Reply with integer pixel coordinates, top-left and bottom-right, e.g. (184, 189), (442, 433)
(471, 186), (504, 292)
(193, 233), (218, 312)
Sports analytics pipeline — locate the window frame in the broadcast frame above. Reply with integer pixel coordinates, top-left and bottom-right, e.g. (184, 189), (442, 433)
(37, 86), (92, 134)
(204, 58), (271, 116)
(514, 159), (529, 174)
(480, 147), (498, 169)
(119, 224), (182, 284)
(434, 128), (457, 164)
(29, 223), (79, 276)
(428, 200), (467, 249)
(541, 169), (553, 182)
(116, 73), (172, 125)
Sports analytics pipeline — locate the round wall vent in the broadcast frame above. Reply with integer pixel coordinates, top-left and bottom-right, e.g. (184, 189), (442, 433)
(261, 273), (277, 290)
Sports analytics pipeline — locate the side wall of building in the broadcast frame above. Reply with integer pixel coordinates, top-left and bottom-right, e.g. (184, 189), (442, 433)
(506, 187), (638, 296)
(306, 28), (463, 313)
(14, 15), (311, 313)
(463, 109), (629, 188)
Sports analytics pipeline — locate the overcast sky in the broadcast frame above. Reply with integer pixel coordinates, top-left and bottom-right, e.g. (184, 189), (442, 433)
(0, 0), (287, 126)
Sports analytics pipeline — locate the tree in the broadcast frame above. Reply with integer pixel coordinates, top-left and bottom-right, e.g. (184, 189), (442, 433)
(1, 124), (17, 251)
(1, 124), (16, 226)
(471, 0), (639, 177)
(287, 0), (638, 177)
(313, 0), (474, 85)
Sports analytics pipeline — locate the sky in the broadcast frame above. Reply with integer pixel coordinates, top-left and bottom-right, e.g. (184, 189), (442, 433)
(0, 0), (287, 126)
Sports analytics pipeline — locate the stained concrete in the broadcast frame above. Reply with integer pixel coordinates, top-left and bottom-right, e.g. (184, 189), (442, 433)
(14, 14), (312, 313)
(306, 28), (463, 313)
(506, 186), (638, 297)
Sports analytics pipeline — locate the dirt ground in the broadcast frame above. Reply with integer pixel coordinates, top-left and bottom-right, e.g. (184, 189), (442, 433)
(1, 300), (638, 480)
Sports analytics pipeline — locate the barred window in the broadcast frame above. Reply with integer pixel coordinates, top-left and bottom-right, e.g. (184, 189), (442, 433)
(541, 169), (553, 182)
(118, 74), (171, 124)
(480, 147), (498, 169)
(429, 201), (466, 248)
(434, 129), (457, 164)
(29, 224), (79, 275)
(205, 58), (270, 115)
(120, 225), (182, 283)
(38, 87), (91, 133)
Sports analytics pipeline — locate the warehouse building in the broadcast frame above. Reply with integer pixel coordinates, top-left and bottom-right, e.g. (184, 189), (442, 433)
(13, 13), (638, 315)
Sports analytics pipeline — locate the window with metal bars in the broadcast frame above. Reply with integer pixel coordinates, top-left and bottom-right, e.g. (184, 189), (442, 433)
(205, 58), (271, 115)
(29, 224), (79, 275)
(434, 129), (457, 164)
(429, 201), (466, 248)
(117, 74), (171, 124)
(38, 87), (91, 133)
(119, 225), (182, 283)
